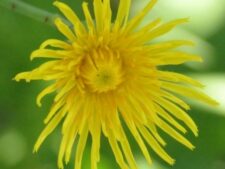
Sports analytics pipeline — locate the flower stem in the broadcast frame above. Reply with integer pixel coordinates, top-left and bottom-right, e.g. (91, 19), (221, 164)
(0, 0), (68, 26)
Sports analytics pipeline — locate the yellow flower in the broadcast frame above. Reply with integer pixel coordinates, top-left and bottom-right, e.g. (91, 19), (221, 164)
(15, 0), (218, 169)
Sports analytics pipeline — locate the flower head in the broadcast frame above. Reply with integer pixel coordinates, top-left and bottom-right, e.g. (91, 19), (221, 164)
(15, 0), (218, 169)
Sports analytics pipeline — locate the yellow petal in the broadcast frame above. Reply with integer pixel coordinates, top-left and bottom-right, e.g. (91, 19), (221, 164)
(160, 90), (190, 110)
(130, 18), (161, 43)
(156, 118), (195, 150)
(93, 0), (104, 32)
(65, 126), (78, 164)
(44, 98), (65, 124)
(74, 127), (89, 169)
(154, 104), (187, 134)
(14, 72), (31, 82)
(82, 2), (95, 34)
(150, 51), (202, 65)
(125, 121), (152, 165)
(102, 0), (112, 32)
(58, 134), (68, 169)
(54, 18), (76, 42)
(146, 40), (195, 53)
(154, 96), (198, 136)
(158, 71), (205, 88)
(54, 79), (75, 102)
(124, 0), (157, 34)
(114, 0), (131, 31)
(33, 107), (67, 152)
(138, 124), (175, 165)
(36, 84), (57, 107)
(119, 129), (138, 169)
(139, 18), (189, 43)
(40, 39), (72, 49)
(30, 49), (71, 60)
(53, 1), (86, 36)
(90, 126), (101, 169)
(147, 123), (166, 146)
(107, 129), (129, 169)
(162, 81), (219, 106)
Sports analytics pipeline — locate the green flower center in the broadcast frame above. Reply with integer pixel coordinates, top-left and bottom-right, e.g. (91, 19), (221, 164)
(79, 48), (124, 93)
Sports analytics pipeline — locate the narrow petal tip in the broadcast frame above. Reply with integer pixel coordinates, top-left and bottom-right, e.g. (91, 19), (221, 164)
(14, 73), (30, 82)
(197, 57), (203, 62)
(191, 145), (196, 151)
(12, 77), (17, 81)
(179, 17), (190, 23)
(53, 1), (62, 7)
(169, 159), (176, 166)
(54, 18), (64, 29)
(36, 101), (42, 107)
(212, 100), (220, 106)
(30, 51), (37, 61)
(185, 40), (196, 46)
(57, 160), (64, 169)
(194, 130), (199, 137)
(191, 55), (203, 62)
(14, 74), (21, 82)
(43, 118), (49, 124)
(32, 146), (38, 154)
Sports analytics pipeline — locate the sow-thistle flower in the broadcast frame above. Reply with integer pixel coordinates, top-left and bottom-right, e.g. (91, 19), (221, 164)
(15, 0), (218, 169)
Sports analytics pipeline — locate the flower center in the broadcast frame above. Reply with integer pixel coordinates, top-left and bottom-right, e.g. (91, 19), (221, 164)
(79, 48), (124, 93)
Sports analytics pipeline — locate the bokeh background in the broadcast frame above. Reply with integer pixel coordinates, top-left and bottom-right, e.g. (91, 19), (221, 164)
(0, 0), (225, 169)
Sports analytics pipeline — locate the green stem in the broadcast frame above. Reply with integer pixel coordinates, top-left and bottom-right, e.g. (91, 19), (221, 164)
(0, 0), (68, 26)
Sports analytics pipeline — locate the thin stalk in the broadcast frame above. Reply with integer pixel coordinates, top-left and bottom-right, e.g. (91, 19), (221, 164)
(0, 0), (69, 26)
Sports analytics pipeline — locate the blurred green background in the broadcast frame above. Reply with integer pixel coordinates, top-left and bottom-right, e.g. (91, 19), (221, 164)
(0, 0), (225, 169)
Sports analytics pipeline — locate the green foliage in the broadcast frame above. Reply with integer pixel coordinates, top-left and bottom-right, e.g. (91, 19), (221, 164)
(0, 0), (225, 169)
